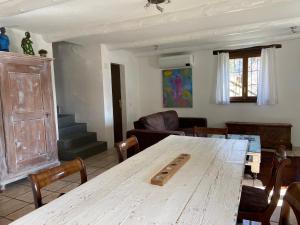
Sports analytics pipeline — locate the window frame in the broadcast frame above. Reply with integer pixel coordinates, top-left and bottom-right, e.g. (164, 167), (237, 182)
(229, 49), (261, 103)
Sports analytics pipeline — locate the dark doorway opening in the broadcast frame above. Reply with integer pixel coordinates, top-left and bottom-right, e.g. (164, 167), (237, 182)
(111, 63), (123, 143)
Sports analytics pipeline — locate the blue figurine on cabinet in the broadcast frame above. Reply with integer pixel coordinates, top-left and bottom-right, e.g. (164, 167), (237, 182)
(0, 27), (10, 52)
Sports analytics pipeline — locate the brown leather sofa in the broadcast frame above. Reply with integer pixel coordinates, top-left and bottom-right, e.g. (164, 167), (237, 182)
(127, 110), (207, 150)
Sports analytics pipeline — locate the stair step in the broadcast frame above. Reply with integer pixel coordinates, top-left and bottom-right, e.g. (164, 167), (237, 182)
(59, 123), (87, 138)
(58, 114), (75, 128)
(58, 132), (97, 150)
(58, 141), (107, 161)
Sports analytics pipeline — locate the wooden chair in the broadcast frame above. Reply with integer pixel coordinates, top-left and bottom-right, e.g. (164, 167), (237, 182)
(279, 182), (300, 225)
(29, 158), (87, 208)
(193, 127), (228, 138)
(115, 136), (140, 163)
(238, 148), (291, 225)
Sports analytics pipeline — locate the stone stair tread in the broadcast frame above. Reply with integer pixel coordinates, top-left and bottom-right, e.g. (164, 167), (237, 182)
(57, 113), (107, 160)
(58, 114), (74, 118)
(59, 132), (95, 141)
(59, 122), (86, 129)
(59, 123), (87, 138)
(59, 141), (107, 160)
(64, 141), (104, 152)
(58, 132), (97, 150)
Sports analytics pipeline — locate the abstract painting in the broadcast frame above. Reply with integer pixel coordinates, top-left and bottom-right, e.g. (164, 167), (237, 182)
(162, 68), (193, 108)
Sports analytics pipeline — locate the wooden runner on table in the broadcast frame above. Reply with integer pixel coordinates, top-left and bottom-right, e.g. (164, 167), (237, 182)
(151, 153), (191, 186)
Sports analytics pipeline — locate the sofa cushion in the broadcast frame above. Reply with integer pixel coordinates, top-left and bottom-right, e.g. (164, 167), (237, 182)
(139, 113), (166, 131)
(162, 110), (179, 130)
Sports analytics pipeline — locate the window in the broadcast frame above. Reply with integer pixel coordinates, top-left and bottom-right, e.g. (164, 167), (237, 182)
(229, 50), (261, 102)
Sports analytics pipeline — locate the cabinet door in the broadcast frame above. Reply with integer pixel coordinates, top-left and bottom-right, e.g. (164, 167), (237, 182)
(0, 61), (57, 173)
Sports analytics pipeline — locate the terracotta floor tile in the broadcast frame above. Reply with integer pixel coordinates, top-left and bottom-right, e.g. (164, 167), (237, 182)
(0, 199), (28, 217)
(253, 179), (264, 188)
(270, 206), (281, 222)
(43, 180), (72, 192)
(0, 196), (11, 205)
(86, 166), (98, 175)
(1, 184), (32, 198)
(57, 183), (79, 193)
(289, 210), (297, 225)
(242, 178), (254, 186)
(13, 178), (31, 187)
(60, 173), (81, 183)
(84, 157), (100, 163)
(88, 168), (107, 180)
(42, 193), (62, 204)
(15, 189), (52, 204)
(104, 161), (118, 170)
(0, 217), (12, 225)
(6, 204), (35, 221)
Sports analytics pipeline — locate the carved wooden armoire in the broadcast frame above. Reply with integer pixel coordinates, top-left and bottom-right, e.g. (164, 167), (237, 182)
(0, 52), (59, 190)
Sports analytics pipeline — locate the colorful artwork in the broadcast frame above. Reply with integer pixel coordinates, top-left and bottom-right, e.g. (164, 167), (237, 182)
(163, 68), (193, 108)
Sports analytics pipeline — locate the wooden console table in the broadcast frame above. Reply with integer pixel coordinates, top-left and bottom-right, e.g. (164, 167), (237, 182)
(226, 122), (292, 149)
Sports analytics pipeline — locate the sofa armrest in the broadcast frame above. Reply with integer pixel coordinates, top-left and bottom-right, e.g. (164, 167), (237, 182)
(127, 129), (184, 150)
(178, 117), (207, 129)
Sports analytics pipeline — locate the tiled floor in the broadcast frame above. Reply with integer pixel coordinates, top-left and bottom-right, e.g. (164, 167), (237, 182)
(0, 150), (118, 225)
(0, 150), (297, 225)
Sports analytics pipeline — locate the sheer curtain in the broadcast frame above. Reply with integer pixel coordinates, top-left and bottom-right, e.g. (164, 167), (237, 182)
(257, 47), (278, 105)
(216, 53), (230, 104)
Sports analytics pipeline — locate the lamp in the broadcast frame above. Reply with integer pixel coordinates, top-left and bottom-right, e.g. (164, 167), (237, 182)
(145, 0), (171, 13)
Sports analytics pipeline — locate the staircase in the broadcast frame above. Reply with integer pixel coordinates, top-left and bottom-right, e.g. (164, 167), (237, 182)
(57, 114), (107, 161)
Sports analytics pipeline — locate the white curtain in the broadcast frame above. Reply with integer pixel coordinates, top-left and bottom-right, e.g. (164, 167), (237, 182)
(257, 48), (278, 105)
(216, 53), (230, 104)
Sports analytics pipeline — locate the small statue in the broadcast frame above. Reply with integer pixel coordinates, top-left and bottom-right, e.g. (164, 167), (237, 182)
(38, 49), (48, 57)
(21, 32), (35, 55)
(0, 27), (10, 52)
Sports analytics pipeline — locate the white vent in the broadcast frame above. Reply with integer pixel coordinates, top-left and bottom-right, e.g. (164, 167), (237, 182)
(158, 54), (194, 69)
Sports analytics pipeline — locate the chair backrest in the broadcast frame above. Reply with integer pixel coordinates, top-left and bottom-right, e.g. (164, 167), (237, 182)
(193, 127), (228, 138)
(264, 148), (291, 216)
(279, 182), (300, 225)
(265, 146), (289, 194)
(115, 136), (140, 163)
(29, 158), (87, 208)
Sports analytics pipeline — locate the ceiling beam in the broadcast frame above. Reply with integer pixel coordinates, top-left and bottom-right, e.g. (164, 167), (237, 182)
(105, 17), (300, 50)
(132, 34), (300, 56)
(43, 0), (292, 43)
(0, 0), (74, 17)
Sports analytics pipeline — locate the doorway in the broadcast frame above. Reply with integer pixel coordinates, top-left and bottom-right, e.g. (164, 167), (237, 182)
(111, 63), (123, 143)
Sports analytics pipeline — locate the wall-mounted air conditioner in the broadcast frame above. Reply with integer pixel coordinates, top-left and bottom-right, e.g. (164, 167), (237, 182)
(158, 54), (194, 69)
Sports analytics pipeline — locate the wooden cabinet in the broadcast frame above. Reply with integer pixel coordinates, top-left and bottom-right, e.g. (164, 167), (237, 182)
(226, 122), (292, 149)
(0, 52), (59, 190)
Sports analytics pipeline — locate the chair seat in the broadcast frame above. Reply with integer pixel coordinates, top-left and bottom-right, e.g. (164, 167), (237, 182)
(239, 185), (269, 213)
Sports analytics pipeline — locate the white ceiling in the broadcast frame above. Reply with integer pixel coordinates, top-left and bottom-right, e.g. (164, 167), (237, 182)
(1, 0), (300, 54)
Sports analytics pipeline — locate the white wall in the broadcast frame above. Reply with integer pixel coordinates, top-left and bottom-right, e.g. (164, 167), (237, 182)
(53, 43), (140, 148)
(109, 50), (140, 135)
(53, 42), (106, 143)
(98, 45), (140, 146)
(138, 38), (300, 147)
(6, 28), (53, 56)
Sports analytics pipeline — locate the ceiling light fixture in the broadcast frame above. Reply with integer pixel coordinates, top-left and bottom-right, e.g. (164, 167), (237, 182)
(145, 0), (171, 13)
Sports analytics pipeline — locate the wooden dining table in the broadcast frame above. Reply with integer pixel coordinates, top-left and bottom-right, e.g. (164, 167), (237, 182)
(11, 135), (249, 225)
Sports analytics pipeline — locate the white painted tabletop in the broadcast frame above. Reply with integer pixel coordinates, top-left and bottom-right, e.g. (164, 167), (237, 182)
(11, 135), (248, 225)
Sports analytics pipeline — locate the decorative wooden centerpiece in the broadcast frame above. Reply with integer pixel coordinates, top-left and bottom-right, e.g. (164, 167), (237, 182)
(151, 153), (190, 186)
